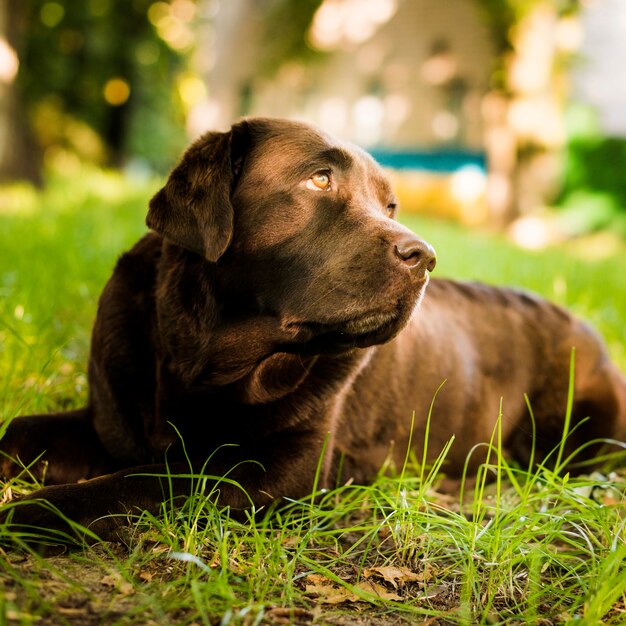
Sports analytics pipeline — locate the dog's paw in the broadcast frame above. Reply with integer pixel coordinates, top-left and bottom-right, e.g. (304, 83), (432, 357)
(0, 482), (128, 551)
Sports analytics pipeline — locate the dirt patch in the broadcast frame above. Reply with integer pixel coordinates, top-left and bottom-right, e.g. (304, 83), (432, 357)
(1, 540), (463, 625)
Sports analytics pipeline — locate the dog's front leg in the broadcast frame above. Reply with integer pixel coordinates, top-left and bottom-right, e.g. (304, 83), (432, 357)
(0, 408), (113, 485)
(1, 430), (331, 547)
(0, 462), (198, 547)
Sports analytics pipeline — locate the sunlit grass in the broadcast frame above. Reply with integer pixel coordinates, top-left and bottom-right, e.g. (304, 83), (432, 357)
(4, 443), (625, 623)
(0, 168), (156, 419)
(1, 169), (625, 624)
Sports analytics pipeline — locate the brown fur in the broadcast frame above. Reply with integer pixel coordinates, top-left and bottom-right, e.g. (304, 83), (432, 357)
(2, 117), (625, 543)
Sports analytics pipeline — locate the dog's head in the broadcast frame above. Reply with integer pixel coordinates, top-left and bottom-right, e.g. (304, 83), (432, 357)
(148, 117), (436, 353)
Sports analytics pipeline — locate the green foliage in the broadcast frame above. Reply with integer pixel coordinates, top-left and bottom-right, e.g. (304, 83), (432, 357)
(559, 138), (626, 234)
(18, 0), (187, 170)
(476, 0), (581, 87)
(477, 0), (581, 54)
(2, 432), (626, 623)
(258, 0), (325, 77)
(564, 137), (626, 201)
(556, 104), (626, 236)
(13, 1), (330, 173)
(0, 168), (153, 417)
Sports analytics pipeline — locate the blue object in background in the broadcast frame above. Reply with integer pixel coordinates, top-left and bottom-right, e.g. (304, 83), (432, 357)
(370, 148), (487, 174)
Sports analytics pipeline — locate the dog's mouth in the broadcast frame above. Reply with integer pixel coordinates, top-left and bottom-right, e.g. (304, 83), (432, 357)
(280, 274), (430, 354)
(340, 310), (399, 337)
(289, 308), (408, 354)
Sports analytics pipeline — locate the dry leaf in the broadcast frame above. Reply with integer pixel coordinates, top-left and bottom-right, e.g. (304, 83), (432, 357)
(100, 572), (134, 596)
(305, 581), (357, 605)
(363, 565), (429, 588)
(280, 536), (301, 550)
(100, 573), (118, 587)
(305, 574), (326, 584)
(118, 580), (135, 596)
(355, 580), (402, 601)
(304, 574), (401, 604)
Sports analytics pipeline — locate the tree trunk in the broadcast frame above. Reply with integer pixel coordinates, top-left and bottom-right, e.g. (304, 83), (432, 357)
(0, 0), (42, 186)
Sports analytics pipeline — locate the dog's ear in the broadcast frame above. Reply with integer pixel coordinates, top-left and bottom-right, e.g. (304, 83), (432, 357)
(237, 353), (318, 404)
(146, 123), (248, 262)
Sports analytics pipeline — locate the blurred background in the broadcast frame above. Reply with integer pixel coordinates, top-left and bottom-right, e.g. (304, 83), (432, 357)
(1, 0), (626, 249)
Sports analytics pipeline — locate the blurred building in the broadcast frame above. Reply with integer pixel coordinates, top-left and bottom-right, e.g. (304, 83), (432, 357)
(194, 0), (494, 146)
(258, 0), (492, 153)
(261, 0), (497, 225)
(573, 0), (626, 138)
(192, 0), (578, 227)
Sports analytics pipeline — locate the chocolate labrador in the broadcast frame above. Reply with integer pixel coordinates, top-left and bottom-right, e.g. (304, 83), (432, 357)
(1, 117), (625, 542)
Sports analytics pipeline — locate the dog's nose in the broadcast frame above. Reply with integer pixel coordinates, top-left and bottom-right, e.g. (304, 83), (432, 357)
(393, 235), (437, 272)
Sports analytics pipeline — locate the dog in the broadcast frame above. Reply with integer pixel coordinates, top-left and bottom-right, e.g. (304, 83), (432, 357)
(2, 117), (625, 542)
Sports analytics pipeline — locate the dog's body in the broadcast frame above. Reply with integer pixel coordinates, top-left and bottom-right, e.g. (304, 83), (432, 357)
(2, 118), (625, 540)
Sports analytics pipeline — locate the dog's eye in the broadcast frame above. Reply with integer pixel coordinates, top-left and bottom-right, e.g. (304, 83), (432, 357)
(385, 203), (397, 218)
(306, 171), (332, 192)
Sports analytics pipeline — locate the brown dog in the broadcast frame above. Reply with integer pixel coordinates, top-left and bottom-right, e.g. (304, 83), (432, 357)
(2, 117), (625, 541)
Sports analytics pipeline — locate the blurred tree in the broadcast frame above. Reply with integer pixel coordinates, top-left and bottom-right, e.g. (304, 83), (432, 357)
(0, 0), (43, 185)
(2, 0), (325, 183)
(477, 0), (581, 223)
(258, 0), (325, 76)
(3, 0), (188, 183)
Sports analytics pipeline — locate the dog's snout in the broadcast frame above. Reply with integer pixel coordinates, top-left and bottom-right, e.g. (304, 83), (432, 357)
(393, 236), (437, 273)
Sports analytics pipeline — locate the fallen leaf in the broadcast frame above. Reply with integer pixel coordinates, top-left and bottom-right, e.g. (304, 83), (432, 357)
(280, 536), (301, 550)
(355, 580), (402, 601)
(304, 574), (401, 604)
(363, 565), (429, 588)
(304, 574), (360, 604)
(100, 572), (134, 596)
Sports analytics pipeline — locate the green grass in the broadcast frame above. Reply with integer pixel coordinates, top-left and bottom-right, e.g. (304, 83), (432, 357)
(1, 169), (625, 625)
